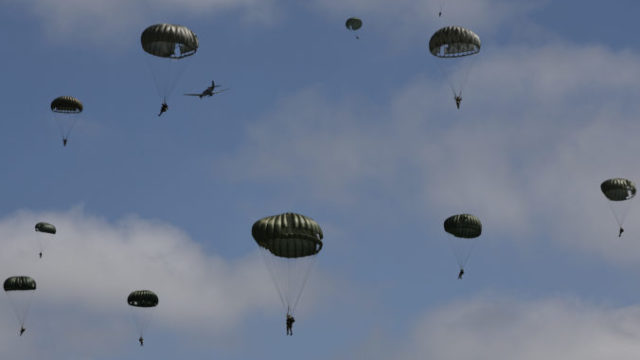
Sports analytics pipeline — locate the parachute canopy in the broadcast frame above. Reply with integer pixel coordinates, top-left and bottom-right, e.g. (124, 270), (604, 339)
(141, 24), (199, 59)
(345, 17), (362, 31)
(4, 276), (36, 291)
(444, 214), (482, 238)
(128, 290), (158, 308)
(252, 212), (323, 258)
(601, 178), (636, 201)
(35, 222), (56, 234)
(429, 26), (481, 58)
(51, 96), (83, 113)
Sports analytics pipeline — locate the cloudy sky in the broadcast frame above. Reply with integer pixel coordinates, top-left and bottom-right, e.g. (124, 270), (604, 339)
(1, 0), (640, 358)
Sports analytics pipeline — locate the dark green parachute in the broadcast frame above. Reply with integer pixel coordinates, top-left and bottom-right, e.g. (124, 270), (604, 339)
(141, 24), (199, 59)
(252, 212), (323, 317)
(35, 222), (56, 234)
(141, 24), (198, 105)
(50, 96), (82, 145)
(345, 17), (362, 31)
(444, 214), (481, 272)
(50, 96), (83, 113)
(4, 276), (36, 332)
(127, 290), (159, 307)
(128, 290), (158, 343)
(4, 276), (36, 291)
(601, 178), (636, 201)
(601, 178), (636, 236)
(429, 26), (481, 108)
(252, 212), (323, 258)
(444, 214), (482, 238)
(429, 26), (481, 58)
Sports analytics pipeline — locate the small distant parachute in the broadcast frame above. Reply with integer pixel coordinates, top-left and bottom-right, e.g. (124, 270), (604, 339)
(141, 24), (199, 105)
(34, 222), (56, 258)
(128, 290), (159, 308)
(444, 214), (481, 274)
(345, 17), (362, 39)
(35, 222), (56, 234)
(51, 96), (83, 146)
(252, 212), (323, 317)
(128, 290), (158, 343)
(4, 276), (36, 334)
(429, 26), (481, 108)
(601, 178), (636, 236)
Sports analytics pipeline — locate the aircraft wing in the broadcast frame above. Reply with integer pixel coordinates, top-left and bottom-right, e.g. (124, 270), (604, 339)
(184, 93), (203, 96)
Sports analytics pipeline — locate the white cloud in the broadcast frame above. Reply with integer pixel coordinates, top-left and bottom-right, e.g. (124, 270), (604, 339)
(399, 297), (640, 360)
(0, 207), (283, 356)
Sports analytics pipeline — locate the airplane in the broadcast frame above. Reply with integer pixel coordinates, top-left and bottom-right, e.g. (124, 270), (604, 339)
(184, 81), (229, 98)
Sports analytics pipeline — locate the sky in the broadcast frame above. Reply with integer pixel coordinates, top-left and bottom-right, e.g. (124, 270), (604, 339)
(1, 0), (640, 358)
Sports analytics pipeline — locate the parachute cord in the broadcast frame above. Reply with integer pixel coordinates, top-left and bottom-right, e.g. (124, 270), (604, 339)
(260, 250), (287, 309)
(460, 237), (478, 269)
(165, 59), (189, 98)
(607, 200), (633, 229)
(446, 236), (477, 270)
(64, 115), (81, 141)
(54, 117), (66, 143)
(435, 55), (477, 107)
(143, 55), (164, 101)
(435, 61), (458, 102)
(290, 255), (318, 314)
(6, 291), (35, 330)
(144, 56), (191, 104)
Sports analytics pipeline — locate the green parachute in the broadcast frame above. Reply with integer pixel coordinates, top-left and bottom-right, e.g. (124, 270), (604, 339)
(34, 222), (56, 258)
(601, 178), (636, 237)
(4, 276), (36, 335)
(252, 213), (323, 316)
(128, 290), (158, 345)
(35, 222), (56, 234)
(128, 290), (159, 308)
(345, 17), (362, 39)
(429, 26), (481, 109)
(50, 96), (83, 146)
(444, 214), (481, 275)
(141, 24), (199, 105)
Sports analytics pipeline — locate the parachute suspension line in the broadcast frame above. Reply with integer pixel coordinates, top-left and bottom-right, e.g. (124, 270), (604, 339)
(63, 114), (80, 141)
(438, 57), (477, 102)
(260, 250), (287, 309)
(6, 291), (35, 328)
(130, 306), (154, 337)
(144, 56), (190, 102)
(607, 200), (632, 228)
(290, 255), (317, 314)
(447, 236), (477, 270)
(460, 237), (478, 269)
(166, 58), (189, 100)
(143, 55), (165, 100)
(435, 60), (457, 97)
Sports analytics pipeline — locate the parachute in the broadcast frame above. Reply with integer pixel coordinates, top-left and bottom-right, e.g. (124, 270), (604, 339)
(444, 214), (481, 272)
(429, 26), (481, 108)
(252, 212), (323, 316)
(4, 276), (36, 332)
(127, 290), (158, 341)
(50, 96), (83, 146)
(34, 222), (56, 258)
(601, 178), (636, 236)
(345, 17), (362, 39)
(35, 222), (56, 234)
(141, 24), (199, 104)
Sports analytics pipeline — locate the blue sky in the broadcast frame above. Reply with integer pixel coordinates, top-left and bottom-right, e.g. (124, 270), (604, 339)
(1, 0), (640, 359)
